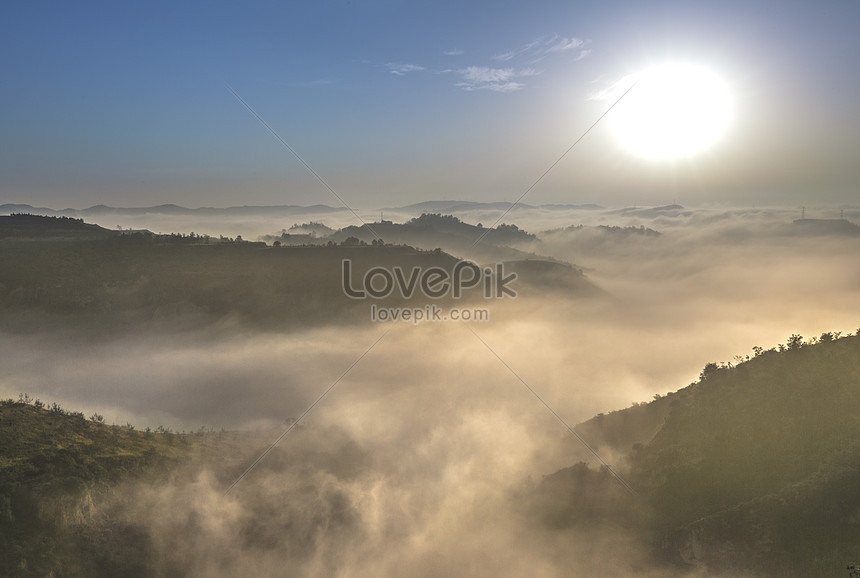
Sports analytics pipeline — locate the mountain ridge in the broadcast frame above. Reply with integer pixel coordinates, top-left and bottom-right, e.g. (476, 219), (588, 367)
(536, 332), (860, 576)
(1, 201), (607, 218)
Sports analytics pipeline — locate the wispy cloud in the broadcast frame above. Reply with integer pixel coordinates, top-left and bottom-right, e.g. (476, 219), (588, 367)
(493, 39), (541, 62)
(494, 34), (591, 63)
(454, 66), (539, 92)
(547, 37), (585, 53)
(387, 63), (425, 76)
(383, 33), (589, 93)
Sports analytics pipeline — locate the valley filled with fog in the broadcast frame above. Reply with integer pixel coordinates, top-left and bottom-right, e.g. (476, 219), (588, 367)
(2, 204), (858, 577)
(4, 203), (857, 428)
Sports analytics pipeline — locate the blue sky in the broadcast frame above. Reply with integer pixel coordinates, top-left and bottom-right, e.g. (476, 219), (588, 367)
(2, 0), (859, 209)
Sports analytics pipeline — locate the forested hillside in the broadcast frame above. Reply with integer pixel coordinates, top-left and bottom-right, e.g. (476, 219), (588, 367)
(535, 332), (860, 577)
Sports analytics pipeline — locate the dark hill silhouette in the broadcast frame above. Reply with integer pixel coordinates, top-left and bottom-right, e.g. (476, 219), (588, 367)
(790, 218), (860, 236)
(0, 215), (495, 331)
(319, 213), (550, 264)
(0, 214), (602, 332)
(539, 223), (661, 246)
(320, 215), (602, 297)
(533, 332), (860, 577)
(501, 259), (603, 297)
(332, 213), (536, 246)
(0, 214), (119, 239)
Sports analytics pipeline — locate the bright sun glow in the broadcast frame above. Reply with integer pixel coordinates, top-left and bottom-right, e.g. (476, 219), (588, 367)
(610, 63), (733, 160)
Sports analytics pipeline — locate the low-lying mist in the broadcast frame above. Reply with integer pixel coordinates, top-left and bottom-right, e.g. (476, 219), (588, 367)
(2, 205), (858, 576)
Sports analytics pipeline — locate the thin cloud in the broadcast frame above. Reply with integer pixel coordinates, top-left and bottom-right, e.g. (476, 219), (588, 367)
(387, 63), (425, 76)
(494, 35), (590, 62)
(382, 34), (588, 93)
(454, 66), (539, 92)
(547, 37), (585, 53)
(492, 39), (541, 62)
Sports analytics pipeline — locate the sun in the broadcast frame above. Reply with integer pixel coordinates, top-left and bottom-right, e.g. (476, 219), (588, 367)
(610, 63), (733, 160)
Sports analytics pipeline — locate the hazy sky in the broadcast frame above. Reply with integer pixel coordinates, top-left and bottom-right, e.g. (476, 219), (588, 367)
(2, 0), (859, 209)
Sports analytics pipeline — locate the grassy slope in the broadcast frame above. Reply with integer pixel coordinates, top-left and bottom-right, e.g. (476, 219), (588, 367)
(0, 399), (369, 578)
(0, 401), (206, 576)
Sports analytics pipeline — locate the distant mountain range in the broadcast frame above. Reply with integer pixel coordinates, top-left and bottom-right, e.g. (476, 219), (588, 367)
(0, 203), (347, 217)
(1, 201), (605, 218)
(382, 201), (605, 213)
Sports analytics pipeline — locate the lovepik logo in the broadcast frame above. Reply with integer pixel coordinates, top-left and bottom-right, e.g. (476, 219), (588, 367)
(342, 259), (517, 299)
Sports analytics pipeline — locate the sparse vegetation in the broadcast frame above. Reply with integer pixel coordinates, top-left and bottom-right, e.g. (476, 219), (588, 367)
(0, 397), (206, 576)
